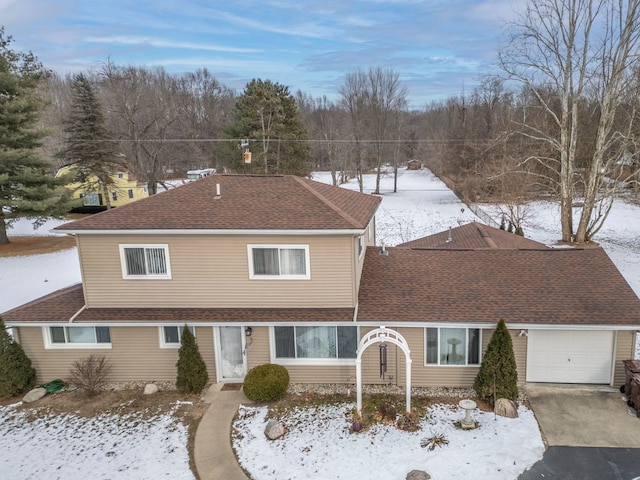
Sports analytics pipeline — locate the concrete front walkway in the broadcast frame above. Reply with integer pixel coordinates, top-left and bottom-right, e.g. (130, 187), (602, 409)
(194, 384), (250, 480)
(526, 384), (640, 447)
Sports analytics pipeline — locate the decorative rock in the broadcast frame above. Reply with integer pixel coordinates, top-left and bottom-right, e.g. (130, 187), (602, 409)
(143, 384), (159, 395)
(406, 470), (431, 480)
(494, 398), (519, 418)
(264, 420), (286, 440)
(23, 387), (47, 403)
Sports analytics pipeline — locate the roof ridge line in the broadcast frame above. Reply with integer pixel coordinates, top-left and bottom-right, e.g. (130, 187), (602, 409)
(292, 176), (362, 228)
(475, 223), (498, 249)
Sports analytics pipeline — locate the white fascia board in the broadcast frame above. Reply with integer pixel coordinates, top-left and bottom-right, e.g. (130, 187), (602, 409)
(55, 228), (367, 236)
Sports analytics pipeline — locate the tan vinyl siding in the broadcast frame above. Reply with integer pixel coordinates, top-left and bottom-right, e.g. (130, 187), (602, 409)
(284, 365), (357, 384)
(16, 326), (216, 384)
(246, 326), (270, 370)
(78, 234), (357, 308)
(613, 330), (635, 387)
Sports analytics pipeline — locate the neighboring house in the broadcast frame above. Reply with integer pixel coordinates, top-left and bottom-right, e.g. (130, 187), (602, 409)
(3, 177), (639, 390)
(187, 168), (216, 179)
(56, 164), (149, 208)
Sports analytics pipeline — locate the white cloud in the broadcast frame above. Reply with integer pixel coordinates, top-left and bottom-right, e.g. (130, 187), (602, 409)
(85, 35), (260, 54)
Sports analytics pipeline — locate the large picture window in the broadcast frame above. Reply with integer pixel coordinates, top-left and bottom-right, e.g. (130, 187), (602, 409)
(248, 245), (310, 279)
(46, 326), (111, 349)
(119, 244), (171, 279)
(274, 326), (357, 361)
(425, 328), (481, 366)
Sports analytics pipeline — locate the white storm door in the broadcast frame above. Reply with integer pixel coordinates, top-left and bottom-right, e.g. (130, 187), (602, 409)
(217, 326), (247, 382)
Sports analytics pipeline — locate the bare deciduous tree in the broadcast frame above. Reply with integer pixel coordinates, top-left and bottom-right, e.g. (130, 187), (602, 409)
(500, 0), (640, 243)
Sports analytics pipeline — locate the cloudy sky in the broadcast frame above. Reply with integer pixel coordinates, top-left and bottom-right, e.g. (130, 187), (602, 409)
(1, 0), (525, 109)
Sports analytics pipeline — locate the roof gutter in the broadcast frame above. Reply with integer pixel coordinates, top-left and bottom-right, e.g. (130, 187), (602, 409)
(68, 305), (86, 324)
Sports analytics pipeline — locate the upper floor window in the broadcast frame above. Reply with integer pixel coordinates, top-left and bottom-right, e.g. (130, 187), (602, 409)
(112, 191), (118, 201)
(358, 235), (364, 258)
(425, 327), (481, 366)
(273, 326), (357, 362)
(248, 245), (310, 279)
(119, 244), (171, 279)
(117, 172), (124, 179)
(45, 326), (111, 349)
(160, 325), (195, 348)
(128, 189), (134, 199)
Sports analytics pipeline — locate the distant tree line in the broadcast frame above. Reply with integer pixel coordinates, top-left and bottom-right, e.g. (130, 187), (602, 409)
(2, 0), (640, 245)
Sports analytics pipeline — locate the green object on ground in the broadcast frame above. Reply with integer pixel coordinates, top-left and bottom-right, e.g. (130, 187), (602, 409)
(39, 379), (66, 393)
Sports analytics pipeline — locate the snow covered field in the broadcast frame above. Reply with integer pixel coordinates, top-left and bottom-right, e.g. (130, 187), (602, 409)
(0, 167), (638, 479)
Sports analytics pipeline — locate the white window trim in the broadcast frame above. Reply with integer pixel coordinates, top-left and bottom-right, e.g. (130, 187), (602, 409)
(247, 244), (311, 280)
(158, 325), (195, 349)
(43, 326), (112, 350)
(269, 326), (358, 366)
(119, 244), (172, 280)
(424, 327), (482, 367)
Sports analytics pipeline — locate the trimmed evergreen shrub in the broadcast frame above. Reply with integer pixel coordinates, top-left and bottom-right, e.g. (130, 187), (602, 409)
(514, 226), (524, 236)
(474, 319), (518, 405)
(176, 326), (209, 394)
(243, 364), (289, 402)
(0, 317), (36, 398)
(507, 221), (514, 233)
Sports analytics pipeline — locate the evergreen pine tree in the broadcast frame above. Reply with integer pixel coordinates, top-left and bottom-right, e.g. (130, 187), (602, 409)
(56, 73), (119, 209)
(176, 326), (209, 394)
(0, 317), (36, 398)
(499, 216), (506, 230)
(0, 28), (72, 244)
(226, 78), (311, 177)
(507, 221), (514, 233)
(473, 319), (518, 405)
(514, 225), (524, 236)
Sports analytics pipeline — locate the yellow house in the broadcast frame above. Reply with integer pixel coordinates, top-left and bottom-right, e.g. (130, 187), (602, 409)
(56, 165), (149, 208)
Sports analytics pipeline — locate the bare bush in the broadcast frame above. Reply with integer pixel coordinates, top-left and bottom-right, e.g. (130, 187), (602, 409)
(67, 354), (112, 396)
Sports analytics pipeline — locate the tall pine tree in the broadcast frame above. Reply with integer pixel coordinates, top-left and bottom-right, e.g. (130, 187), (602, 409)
(176, 326), (209, 394)
(226, 79), (311, 177)
(474, 319), (519, 404)
(0, 316), (37, 398)
(0, 28), (71, 244)
(56, 73), (119, 209)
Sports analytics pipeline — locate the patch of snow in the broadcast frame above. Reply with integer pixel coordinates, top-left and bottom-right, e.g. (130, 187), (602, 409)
(0, 402), (194, 480)
(233, 403), (544, 480)
(6, 217), (72, 236)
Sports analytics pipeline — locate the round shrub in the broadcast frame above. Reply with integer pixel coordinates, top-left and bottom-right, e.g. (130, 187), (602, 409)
(243, 364), (289, 402)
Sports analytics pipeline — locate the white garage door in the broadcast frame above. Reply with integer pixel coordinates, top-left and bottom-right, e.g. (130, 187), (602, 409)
(526, 330), (614, 384)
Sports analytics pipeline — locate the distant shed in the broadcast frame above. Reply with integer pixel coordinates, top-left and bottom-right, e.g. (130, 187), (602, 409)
(407, 159), (422, 170)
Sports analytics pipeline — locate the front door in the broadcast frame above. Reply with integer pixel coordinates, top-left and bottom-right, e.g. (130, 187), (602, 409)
(217, 326), (247, 382)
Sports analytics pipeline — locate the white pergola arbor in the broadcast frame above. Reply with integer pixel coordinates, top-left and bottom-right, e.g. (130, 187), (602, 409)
(355, 326), (412, 414)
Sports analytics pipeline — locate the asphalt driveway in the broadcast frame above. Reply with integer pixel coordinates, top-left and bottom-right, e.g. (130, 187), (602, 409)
(526, 384), (640, 447)
(519, 385), (640, 480)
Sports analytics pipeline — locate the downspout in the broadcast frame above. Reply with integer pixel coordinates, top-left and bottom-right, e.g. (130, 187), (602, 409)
(69, 305), (86, 324)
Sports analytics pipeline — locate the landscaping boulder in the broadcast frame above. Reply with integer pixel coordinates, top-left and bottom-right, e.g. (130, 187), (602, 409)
(143, 383), (159, 395)
(406, 470), (431, 480)
(494, 398), (518, 418)
(264, 420), (286, 440)
(23, 387), (47, 403)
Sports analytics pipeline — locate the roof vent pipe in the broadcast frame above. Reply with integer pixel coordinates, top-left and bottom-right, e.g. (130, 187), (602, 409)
(214, 183), (221, 199)
(380, 245), (389, 256)
(446, 227), (452, 243)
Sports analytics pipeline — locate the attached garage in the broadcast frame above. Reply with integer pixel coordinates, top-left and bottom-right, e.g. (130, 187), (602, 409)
(526, 330), (615, 384)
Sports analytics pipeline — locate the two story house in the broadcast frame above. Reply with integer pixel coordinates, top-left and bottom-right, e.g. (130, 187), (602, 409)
(56, 164), (149, 210)
(3, 174), (639, 389)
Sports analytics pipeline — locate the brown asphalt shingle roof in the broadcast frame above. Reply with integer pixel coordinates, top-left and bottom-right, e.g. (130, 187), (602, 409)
(55, 174), (381, 232)
(357, 246), (640, 325)
(397, 222), (549, 250)
(2, 284), (354, 324)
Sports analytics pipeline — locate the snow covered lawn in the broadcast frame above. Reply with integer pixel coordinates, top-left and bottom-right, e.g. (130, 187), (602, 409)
(0, 400), (194, 480)
(233, 402), (544, 480)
